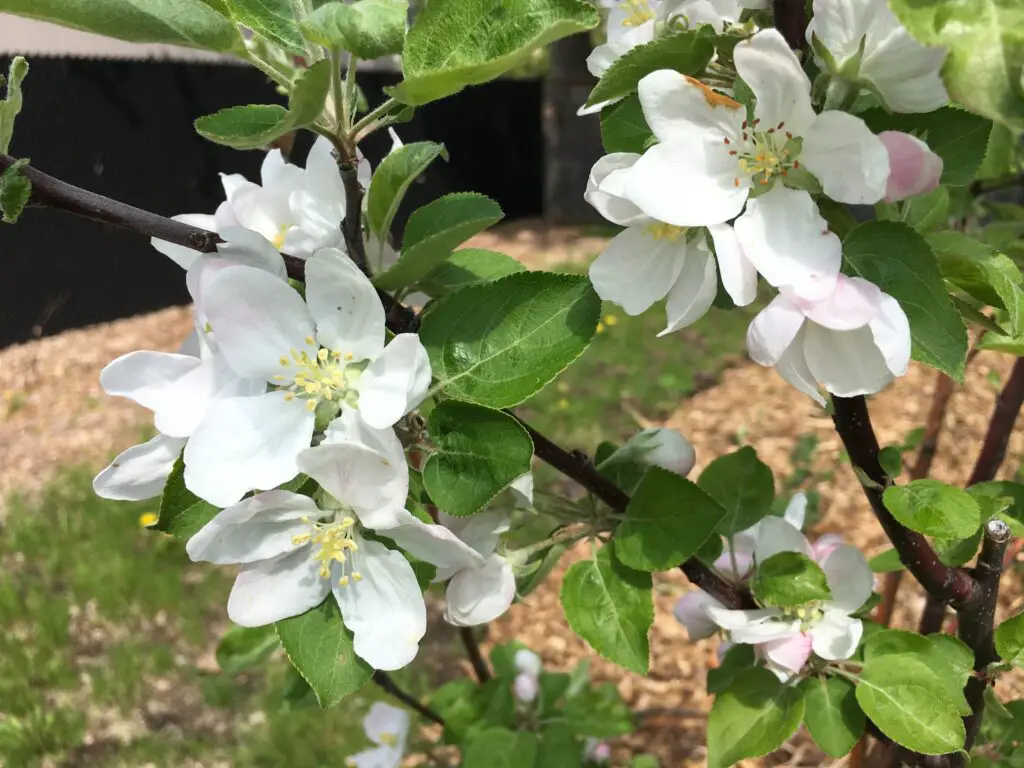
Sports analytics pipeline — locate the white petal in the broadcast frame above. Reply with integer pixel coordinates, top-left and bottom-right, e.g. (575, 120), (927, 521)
(438, 508), (510, 564)
(381, 510), (486, 571)
(296, 441), (409, 530)
(673, 590), (724, 640)
(798, 274), (882, 331)
(704, 605), (782, 630)
(220, 173), (250, 201)
(803, 323), (895, 398)
(705, 606), (800, 643)
(820, 544), (874, 613)
(806, 0), (873, 65)
(708, 224), (757, 307)
(734, 186), (841, 299)
(184, 391), (314, 507)
(322, 407), (406, 463)
(745, 293), (806, 366)
(304, 136), (348, 211)
(869, 294), (911, 377)
(333, 536), (427, 671)
(346, 746), (402, 768)
(510, 473), (534, 508)
(186, 490), (319, 565)
(628, 427), (697, 476)
(227, 548), (330, 627)
(216, 226), (288, 278)
(363, 702), (410, 748)
(660, 245), (718, 334)
(306, 248), (386, 360)
(584, 153), (647, 226)
(356, 335), (432, 429)
(514, 649), (543, 676)
(637, 69), (745, 145)
(764, 632), (813, 672)
(202, 264), (316, 381)
(100, 350), (203, 418)
(775, 327), (827, 405)
(93, 434), (186, 501)
(811, 610), (863, 660)
(801, 111), (889, 204)
(589, 226), (684, 316)
(734, 29), (815, 134)
(783, 491), (807, 531)
(444, 555), (517, 626)
(288, 191), (345, 258)
(755, 516), (813, 561)
(151, 213), (217, 269)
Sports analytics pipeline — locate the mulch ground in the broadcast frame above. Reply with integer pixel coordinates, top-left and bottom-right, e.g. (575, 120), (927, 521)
(3, 219), (1023, 767)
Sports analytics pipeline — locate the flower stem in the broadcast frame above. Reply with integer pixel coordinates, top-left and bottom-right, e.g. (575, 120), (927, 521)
(459, 627), (492, 683)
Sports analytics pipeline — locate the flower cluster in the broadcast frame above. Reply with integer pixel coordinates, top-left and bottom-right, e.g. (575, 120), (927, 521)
(585, 0), (949, 403)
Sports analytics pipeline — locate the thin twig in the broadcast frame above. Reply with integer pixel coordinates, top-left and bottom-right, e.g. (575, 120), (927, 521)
(967, 358), (1024, 486)
(771, 0), (808, 53)
(969, 173), (1024, 196)
(459, 627), (492, 683)
(372, 671), (445, 725)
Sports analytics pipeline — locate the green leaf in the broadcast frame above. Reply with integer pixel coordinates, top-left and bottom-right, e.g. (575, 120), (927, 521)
(194, 60), (332, 149)
(0, 0), (242, 52)
(374, 193), (504, 290)
(463, 728), (538, 768)
(0, 56), (28, 154)
(430, 678), (485, 743)
(970, 481), (1024, 534)
(630, 757), (659, 768)
(157, 455), (220, 538)
(600, 94), (653, 154)
(707, 667), (805, 768)
(801, 676), (865, 758)
(887, 0), (1024, 132)
(517, 542), (567, 597)
(869, 548), (906, 573)
(419, 247), (525, 297)
(614, 468), (725, 571)
(560, 545), (653, 674)
(275, 599), (372, 708)
(843, 221), (968, 381)
(389, 0), (599, 105)
(978, 122), (1016, 179)
(421, 401), (533, 517)
(933, 528), (983, 566)
(301, 0), (408, 59)
(706, 643), (756, 694)
(996, 612), (1024, 667)
(751, 551), (832, 607)
(562, 681), (635, 737)
(865, 629), (973, 717)
(860, 107), (995, 185)
(883, 479), (982, 539)
(585, 30), (716, 107)
(216, 625), (279, 676)
(229, 0), (305, 54)
(878, 446), (903, 479)
(698, 445), (775, 536)
(365, 141), (447, 244)
(535, 724), (583, 768)
(0, 158), (31, 224)
(420, 271), (601, 407)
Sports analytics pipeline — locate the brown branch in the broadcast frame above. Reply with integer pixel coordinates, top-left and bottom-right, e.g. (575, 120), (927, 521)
(459, 627), (492, 683)
(338, 161), (369, 274)
(970, 173), (1024, 196)
(372, 671), (445, 725)
(771, 0), (808, 53)
(967, 357), (1024, 486)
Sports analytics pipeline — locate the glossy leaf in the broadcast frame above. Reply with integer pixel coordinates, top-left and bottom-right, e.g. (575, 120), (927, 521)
(698, 446), (775, 536)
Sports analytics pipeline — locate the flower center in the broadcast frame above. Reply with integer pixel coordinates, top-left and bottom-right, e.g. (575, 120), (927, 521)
(292, 514), (363, 586)
(275, 337), (362, 412)
(644, 222), (687, 242)
(378, 733), (399, 747)
(272, 224), (288, 251)
(781, 602), (824, 630)
(726, 119), (801, 188)
(618, 0), (654, 26)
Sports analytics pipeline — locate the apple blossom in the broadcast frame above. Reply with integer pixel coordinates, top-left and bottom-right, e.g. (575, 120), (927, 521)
(879, 131), (944, 202)
(806, 0), (948, 114)
(182, 248), (430, 507)
(746, 274), (911, 405)
(584, 738), (612, 764)
(93, 433), (187, 502)
(514, 672), (540, 703)
(514, 648), (544, 677)
(626, 29), (889, 298)
(585, 152), (757, 330)
(345, 702), (409, 768)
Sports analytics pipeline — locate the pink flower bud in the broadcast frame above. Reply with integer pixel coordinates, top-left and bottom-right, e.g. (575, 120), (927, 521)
(879, 131), (943, 203)
(513, 672), (538, 703)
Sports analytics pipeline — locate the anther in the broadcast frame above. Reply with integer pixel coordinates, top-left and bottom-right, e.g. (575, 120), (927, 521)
(305, 336), (315, 346)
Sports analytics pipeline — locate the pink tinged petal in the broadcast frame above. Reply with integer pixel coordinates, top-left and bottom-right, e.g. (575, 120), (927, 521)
(356, 334), (432, 429)
(673, 590), (724, 640)
(227, 547), (331, 627)
(151, 213), (218, 269)
(333, 536), (427, 671)
(584, 153), (647, 226)
(812, 533), (844, 564)
(811, 610), (863, 660)
(306, 248), (386, 360)
(713, 545), (754, 581)
(764, 632), (813, 673)
(803, 323), (895, 398)
(734, 186), (841, 300)
(296, 442), (409, 530)
(880, 131), (944, 202)
(186, 490), (319, 565)
(801, 111), (890, 204)
(202, 264), (316, 381)
(381, 510), (486, 571)
(775, 328), (827, 405)
(798, 274), (883, 332)
(783, 491), (807, 531)
(184, 391), (314, 507)
(746, 293), (806, 366)
(661, 245), (719, 334)
(709, 223), (757, 307)
(444, 555), (517, 626)
(100, 350), (203, 419)
(637, 69), (745, 145)
(363, 702), (410, 751)
(93, 434), (185, 501)
(756, 516), (814, 561)
(514, 673), (539, 703)
(820, 544), (874, 613)
(514, 649), (543, 676)
(869, 294), (912, 377)
(734, 29), (815, 134)
(588, 226), (684, 315)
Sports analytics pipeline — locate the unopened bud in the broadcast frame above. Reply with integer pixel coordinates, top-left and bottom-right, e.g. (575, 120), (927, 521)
(513, 672), (538, 703)
(514, 648), (543, 677)
(879, 131), (943, 203)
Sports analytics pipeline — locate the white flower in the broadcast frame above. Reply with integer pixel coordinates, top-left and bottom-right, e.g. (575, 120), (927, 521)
(623, 427), (697, 476)
(514, 648), (543, 677)
(188, 436), (482, 670)
(806, 0), (948, 113)
(93, 433), (187, 501)
(514, 673), (539, 703)
(879, 131), (943, 202)
(626, 30), (889, 297)
(183, 248), (431, 507)
(585, 153), (756, 331)
(746, 274), (911, 405)
(346, 702), (409, 768)
(704, 517), (874, 677)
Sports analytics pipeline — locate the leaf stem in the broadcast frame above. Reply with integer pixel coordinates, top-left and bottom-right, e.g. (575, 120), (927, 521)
(352, 97), (400, 138)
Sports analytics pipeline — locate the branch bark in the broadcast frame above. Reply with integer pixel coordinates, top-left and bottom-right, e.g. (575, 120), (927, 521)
(372, 671), (445, 725)
(459, 627), (492, 684)
(771, 0), (809, 53)
(967, 358), (1024, 487)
